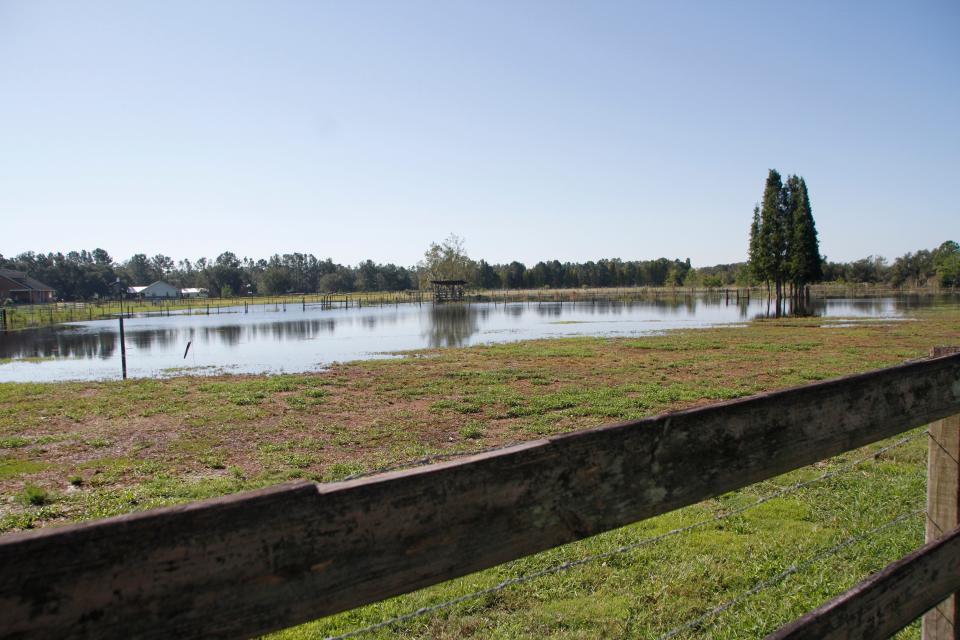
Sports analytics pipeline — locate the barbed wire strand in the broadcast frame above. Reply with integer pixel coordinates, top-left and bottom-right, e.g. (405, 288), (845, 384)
(321, 429), (926, 640)
(656, 509), (925, 640)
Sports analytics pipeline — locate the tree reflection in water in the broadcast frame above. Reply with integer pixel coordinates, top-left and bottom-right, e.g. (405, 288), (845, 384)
(425, 304), (481, 348)
(0, 326), (120, 361)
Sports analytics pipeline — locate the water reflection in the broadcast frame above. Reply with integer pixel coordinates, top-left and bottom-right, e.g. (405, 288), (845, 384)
(425, 305), (482, 347)
(0, 294), (955, 382)
(0, 326), (120, 361)
(748, 295), (904, 320)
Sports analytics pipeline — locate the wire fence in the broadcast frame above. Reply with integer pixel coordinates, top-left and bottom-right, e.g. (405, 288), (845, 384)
(321, 429), (929, 640)
(0, 292), (429, 331)
(5, 283), (960, 332)
(657, 509), (925, 640)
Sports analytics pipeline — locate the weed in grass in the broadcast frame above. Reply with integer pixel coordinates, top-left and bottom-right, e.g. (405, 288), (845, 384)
(200, 453), (226, 470)
(19, 483), (50, 506)
(323, 462), (366, 482)
(280, 415), (305, 431)
(431, 398), (483, 415)
(300, 389), (328, 405)
(231, 393), (266, 406)
(460, 421), (486, 440)
(284, 453), (314, 469)
(0, 436), (31, 449)
(1, 512), (37, 532)
(285, 396), (308, 409)
(131, 440), (152, 454)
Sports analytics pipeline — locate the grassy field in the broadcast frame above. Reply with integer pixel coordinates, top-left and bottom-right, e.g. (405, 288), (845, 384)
(1, 303), (958, 637)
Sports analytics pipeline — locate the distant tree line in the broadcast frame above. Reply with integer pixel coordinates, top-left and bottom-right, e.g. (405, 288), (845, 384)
(0, 250), (417, 301)
(1, 240), (956, 302)
(820, 241), (960, 287)
(474, 257), (696, 289)
(0, 246), (696, 301)
(478, 241), (956, 290)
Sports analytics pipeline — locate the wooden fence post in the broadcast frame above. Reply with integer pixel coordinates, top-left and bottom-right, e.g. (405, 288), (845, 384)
(924, 346), (960, 640)
(118, 317), (127, 380)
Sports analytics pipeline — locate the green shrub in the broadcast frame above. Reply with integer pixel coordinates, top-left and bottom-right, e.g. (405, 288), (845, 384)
(19, 484), (49, 506)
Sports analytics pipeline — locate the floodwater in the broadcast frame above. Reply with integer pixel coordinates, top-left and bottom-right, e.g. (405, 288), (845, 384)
(0, 295), (951, 382)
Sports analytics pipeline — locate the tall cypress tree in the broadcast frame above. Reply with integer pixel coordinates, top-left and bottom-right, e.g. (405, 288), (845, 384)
(758, 169), (788, 299)
(789, 177), (822, 290)
(783, 175), (800, 295)
(748, 204), (763, 284)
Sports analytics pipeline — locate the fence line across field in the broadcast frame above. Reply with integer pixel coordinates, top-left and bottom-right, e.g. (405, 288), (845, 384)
(7, 284), (956, 330)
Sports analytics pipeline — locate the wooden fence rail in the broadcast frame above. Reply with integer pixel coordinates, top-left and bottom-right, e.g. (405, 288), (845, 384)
(1, 352), (959, 639)
(766, 525), (960, 640)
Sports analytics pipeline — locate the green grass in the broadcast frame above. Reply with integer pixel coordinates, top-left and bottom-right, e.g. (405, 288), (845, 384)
(0, 356), (56, 365)
(459, 421), (486, 439)
(18, 483), (51, 506)
(0, 436), (32, 449)
(0, 458), (51, 480)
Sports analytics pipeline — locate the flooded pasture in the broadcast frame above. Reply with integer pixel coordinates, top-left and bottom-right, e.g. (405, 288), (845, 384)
(0, 294), (949, 382)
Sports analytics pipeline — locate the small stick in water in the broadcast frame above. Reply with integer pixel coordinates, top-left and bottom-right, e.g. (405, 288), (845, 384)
(183, 341), (192, 359)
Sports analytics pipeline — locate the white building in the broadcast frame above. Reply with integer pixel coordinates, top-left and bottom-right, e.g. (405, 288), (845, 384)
(180, 287), (209, 298)
(127, 281), (179, 299)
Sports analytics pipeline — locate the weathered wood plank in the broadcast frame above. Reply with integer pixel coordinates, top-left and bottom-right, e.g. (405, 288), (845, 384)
(1, 353), (959, 640)
(924, 346), (960, 640)
(766, 525), (960, 640)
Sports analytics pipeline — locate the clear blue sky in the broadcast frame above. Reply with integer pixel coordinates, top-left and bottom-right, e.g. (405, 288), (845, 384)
(1, 1), (957, 268)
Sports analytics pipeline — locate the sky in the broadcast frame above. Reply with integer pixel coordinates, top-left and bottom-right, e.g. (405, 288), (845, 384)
(0, 1), (957, 268)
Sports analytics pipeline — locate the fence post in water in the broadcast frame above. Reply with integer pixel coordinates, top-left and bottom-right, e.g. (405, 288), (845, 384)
(118, 317), (127, 380)
(924, 345), (960, 640)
